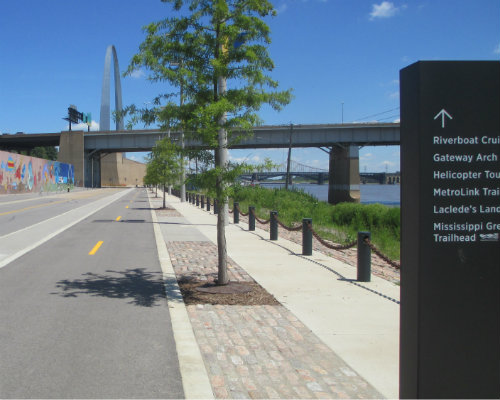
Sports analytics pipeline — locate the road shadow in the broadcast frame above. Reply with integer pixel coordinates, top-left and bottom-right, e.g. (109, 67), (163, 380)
(52, 268), (166, 307)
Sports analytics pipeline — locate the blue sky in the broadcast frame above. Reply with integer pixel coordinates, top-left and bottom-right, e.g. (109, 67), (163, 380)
(1, 0), (499, 172)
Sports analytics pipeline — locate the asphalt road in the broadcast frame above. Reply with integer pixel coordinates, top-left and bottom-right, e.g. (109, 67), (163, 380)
(0, 188), (125, 237)
(0, 188), (184, 398)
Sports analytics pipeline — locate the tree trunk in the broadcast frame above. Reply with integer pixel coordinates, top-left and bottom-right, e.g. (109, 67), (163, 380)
(216, 69), (229, 286)
(163, 184), (166, 209)
(216, 184), (228, 285)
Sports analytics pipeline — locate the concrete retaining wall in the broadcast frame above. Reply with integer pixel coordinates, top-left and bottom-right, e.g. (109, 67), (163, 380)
(101, 153), (146, 187)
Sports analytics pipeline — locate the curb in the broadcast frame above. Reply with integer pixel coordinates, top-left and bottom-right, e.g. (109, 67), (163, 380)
(148, 193), (214, 399)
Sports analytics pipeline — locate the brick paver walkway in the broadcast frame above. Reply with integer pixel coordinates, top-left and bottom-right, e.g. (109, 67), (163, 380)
(165, 238), (383, 399)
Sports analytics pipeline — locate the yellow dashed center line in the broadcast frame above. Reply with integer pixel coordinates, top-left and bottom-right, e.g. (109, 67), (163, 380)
(0, 199), (68, 216)
(116, 216), (122, 221)
(89, 241), (103, 255)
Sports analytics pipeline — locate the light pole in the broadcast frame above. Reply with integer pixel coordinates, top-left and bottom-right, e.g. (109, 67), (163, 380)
(341, 102), (344, 124)
(285, 123), (293, 190)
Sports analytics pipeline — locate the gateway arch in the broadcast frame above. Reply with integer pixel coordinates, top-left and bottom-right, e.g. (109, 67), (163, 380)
(99, 45), (124, 131)
(87, 45), (145, 188)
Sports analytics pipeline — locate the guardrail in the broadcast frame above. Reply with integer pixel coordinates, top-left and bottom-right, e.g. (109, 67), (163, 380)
(172, 189), (401, 281)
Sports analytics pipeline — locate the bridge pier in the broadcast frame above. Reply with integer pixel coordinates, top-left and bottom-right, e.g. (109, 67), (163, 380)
(58, 130), (85, 187)
(317, 172), (325, 185)
(84, 152), (102, 188)
(328, 145), (360, 204)
(58, 130), (102, 188)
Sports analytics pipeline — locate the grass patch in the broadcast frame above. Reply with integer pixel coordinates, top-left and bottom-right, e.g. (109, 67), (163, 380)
(231, 185), (400, 260)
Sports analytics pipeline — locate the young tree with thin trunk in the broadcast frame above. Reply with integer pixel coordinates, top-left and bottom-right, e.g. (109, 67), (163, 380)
(147, 138), (183, 209)
(125, 0), (292, 285)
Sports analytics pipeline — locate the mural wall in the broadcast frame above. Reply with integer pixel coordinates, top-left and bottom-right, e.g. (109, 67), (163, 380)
(0, 150), (75, 194)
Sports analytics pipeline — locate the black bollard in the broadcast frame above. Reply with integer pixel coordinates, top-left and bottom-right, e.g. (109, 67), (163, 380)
(214, 199), (218, 214)
(357, 231), (371, 282)
(201, 195), (205, 209)
(248, 206), (255, 231)
(302, 218), (313, 256)
(270, 211), (278, 240)
(196, 194), (199, 207)
(233, 202), (240, 224)
(207, 196), (211, 212)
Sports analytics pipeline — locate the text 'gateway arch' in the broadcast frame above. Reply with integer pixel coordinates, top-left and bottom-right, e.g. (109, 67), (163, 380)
(100, 45), (124, 131)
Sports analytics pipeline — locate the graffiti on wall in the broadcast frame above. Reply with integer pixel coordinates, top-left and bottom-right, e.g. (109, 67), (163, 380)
(0, 150), (74, 194)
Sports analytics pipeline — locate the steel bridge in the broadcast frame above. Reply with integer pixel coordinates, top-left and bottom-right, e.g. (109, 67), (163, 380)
(239, 160), (330, 184)
(239, 160), (400, 185)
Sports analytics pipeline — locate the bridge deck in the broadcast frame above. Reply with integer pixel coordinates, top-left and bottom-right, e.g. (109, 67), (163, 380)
(0, 123), (400, 153)
(83, 123), (399, 152)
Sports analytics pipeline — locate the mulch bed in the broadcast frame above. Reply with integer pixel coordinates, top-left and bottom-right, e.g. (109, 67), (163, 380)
(177, 276), (280, 306)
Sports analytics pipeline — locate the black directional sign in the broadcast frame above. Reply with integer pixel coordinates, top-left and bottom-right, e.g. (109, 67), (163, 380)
(400, 61), (500, 399)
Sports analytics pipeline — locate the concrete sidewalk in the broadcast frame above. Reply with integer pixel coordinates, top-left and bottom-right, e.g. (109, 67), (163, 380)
(150, 191), (400, 399)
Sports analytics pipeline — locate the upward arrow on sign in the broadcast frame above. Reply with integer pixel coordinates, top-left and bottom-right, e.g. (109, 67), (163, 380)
(434, 109), (453, 128)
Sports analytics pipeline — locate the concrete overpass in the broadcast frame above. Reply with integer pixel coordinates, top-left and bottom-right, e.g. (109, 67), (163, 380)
(0, 123), (400, 203)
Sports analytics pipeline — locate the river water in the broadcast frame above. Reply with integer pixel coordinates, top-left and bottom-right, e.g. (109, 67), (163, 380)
(260, 183), (401, 206)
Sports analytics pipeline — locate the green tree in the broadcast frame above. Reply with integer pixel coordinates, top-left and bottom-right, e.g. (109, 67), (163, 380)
(31, 146), (58, 160)
(143, 161), (158, 196)
(31, 147), (47, 159)
(125, 0), (292, 285)
(45, 146), (58, 161)
(148, 137), (184, 209)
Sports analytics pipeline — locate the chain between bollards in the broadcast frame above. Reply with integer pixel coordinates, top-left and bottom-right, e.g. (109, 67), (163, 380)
(191, 195), (398, 271)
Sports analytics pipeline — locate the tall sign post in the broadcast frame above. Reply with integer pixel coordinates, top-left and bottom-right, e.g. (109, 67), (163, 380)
(63, 106), (91, 131)
(400, 61), (500, 398)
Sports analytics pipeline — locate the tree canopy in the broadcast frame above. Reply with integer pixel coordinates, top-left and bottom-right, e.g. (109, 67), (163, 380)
(29, 147), (58, 161)
(125, 0), (292, 284)
(146, 137), (184, 208)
